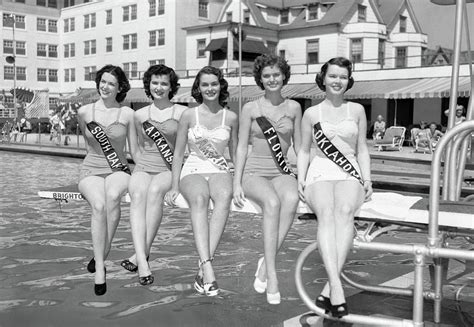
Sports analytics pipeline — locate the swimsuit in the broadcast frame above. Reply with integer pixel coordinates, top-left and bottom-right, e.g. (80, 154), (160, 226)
(79, 103), (128, 180)
(133, 104), (182, 174)
(244, 98), (294, 178)
(305, 102), (362, 185)
(180, 106), (231, 179)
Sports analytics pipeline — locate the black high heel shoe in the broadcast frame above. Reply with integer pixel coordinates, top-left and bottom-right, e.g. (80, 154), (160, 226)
(94, 268), (107, 296)
(330, 302), (348, 318)
(138, 275), (154, 286)
(87, 258), (95, 273)
(315, 294), (331, 314)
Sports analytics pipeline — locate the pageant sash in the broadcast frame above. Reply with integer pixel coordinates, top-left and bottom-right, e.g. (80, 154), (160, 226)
(142, 121), (173, 170)
(194, 133), (230, 172)
(256, 116), (297, 178)
(86, 121), (131, 174)
(313, 122), (363, 185)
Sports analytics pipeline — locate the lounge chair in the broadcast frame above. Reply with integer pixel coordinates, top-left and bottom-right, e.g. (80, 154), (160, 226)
(374, 126), (406, 151)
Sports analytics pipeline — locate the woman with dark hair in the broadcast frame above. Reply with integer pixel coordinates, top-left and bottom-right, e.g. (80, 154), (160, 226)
(165, 66), (238, 296)
(77, 64), (139, 296)
(297, 57), (372, 317)
(120, 65), (187, 285)
(233, 54), (302, 305)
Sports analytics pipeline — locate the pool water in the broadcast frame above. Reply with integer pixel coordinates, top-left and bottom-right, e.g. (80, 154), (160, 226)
(0, 151), (470, 327)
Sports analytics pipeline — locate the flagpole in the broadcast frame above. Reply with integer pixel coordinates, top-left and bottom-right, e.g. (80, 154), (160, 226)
(12, 14), (17, 119)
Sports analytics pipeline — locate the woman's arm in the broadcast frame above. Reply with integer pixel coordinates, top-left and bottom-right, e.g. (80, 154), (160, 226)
(291, 101), (303, 154)
(232, 102), (253, 207)
(125, 107), (140, 162)
(296, 109), (313, 202)
(165, 109), (190, 204)
(77, 105), (90, 153)
(133, 110), (145, 154)
(355, 103), (372, 199)
(227, 111), (239, 164)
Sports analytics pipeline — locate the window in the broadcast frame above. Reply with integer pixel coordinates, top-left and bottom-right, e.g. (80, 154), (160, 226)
(3, 14), (24, 29)
(399, 16), (406, 33)
(148, 29), (165, 47)
(358, 5), (366, 22)
(37, 0), (46, 5)
(395, 47), (407, 68)
(149, 0), (156, 16)
(48, 0), (57, 8)
(37, 43), (47, 57)
(149, 59), (165, 66)
(3, 40), (13, 54)
(281, 9), (289, 24)
(65, 68), (76, 82)
(378, 39), (385, 67)
(49, 69), (58, 82)
(279, 49), (286, 59)
(84, 13), (96, 28)
(64, 43), (75, 58)
(308, 4), (318, 20)
(197, 39), (206, 58)
(244, 9), (250, 24)
(15, 15), (25, 29)
(106, 9), (112, 24)
(84, 40), (96, 55)
(16, 67), (26, 80)
(266, 41), (277, 55)
(37, 18), (46, 31)
(123, 4), (137, 21)
(14, 0), (25, 2)
(421, 47), (428, 66)
(64, 0), (75, 8)
(48, 19), (57, 32)
(3, 14), (14, 27)
(123, 33), (137, 50)
(4, 66), (14, 80)
(226, 12), (232, 22)
(123, 62), (138, 79)
(350, 38), (363, 63)
(37, 68), (47, 81)
(48, 44), (57, 57)
(64, 18), (75, 32)
(84, 66), (97, 81)
(106, 37), (112, 52)
(307, 39), (319, 64)
(158, 0), (164, 15)
(199, 0), (208, 18)
(16, 41), (26, 55)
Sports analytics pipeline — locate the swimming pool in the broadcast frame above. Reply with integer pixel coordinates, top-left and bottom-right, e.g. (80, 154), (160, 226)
(0, 151), (468, 326)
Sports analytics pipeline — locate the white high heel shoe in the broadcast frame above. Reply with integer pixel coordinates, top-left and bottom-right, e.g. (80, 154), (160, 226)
(266, 291), (281, 305)
(253, 257), (267, 293)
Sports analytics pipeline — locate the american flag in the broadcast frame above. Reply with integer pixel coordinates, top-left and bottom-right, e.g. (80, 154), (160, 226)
(25, 90), (49, 118)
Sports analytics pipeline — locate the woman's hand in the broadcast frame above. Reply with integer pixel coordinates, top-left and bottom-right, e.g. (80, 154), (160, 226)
(232, 184), (246, 208)
(298, 180), (306, 202)
(363, 180), (373, 201)
(164, 188), (179, 207)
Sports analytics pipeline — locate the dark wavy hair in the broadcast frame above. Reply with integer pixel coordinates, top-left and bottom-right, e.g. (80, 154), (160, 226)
(191, 66), (229, 107)
(315, 57), (354, 92)
(95, 65), (131, 102)
(143, 64), (180, 100)
(253, 54), (291, 90)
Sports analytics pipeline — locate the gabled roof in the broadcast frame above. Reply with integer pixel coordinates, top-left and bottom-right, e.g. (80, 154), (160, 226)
(377, 0), (422, 32)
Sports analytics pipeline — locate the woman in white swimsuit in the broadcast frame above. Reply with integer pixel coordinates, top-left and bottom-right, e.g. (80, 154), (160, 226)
(165, 66), (238, 296)
(297, 57), (372, 318)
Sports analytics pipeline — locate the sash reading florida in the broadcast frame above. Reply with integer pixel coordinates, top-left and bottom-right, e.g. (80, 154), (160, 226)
(313, 122), (363, 185)
(195, 137), (230, 172)
(142, 121), (173, 170)
(256, 116), (297, 178)
(86, 121), (131, 174)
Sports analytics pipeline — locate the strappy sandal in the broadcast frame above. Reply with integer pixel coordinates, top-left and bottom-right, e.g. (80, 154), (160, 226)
(138, 275), (154, 286)
(121, 255), (149, 273)
(195, 257), (219, 296)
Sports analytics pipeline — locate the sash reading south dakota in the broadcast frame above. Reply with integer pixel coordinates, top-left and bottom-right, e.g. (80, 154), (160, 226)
(142, 121), (173, 170)
(313, 122), (363, 185)
(86, 121), (131, 174)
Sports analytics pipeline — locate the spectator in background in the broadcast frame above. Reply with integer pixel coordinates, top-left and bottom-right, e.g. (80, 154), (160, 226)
(10, 118), (20, 142)
(1, 120), (11, 143)
(444, 104), (467, 126)
(372, 115), (386, 140)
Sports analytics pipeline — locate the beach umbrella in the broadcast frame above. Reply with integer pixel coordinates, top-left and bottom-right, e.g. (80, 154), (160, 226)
(10, 87), (35, 103)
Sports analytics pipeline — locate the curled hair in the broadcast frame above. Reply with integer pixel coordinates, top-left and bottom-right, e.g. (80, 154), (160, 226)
(95, 65), (130, 102)
(315, 57), (354, 92)
(253, 54), (291, 90)
(191, 66), (229, 107)
(143, 64), (180, 100)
